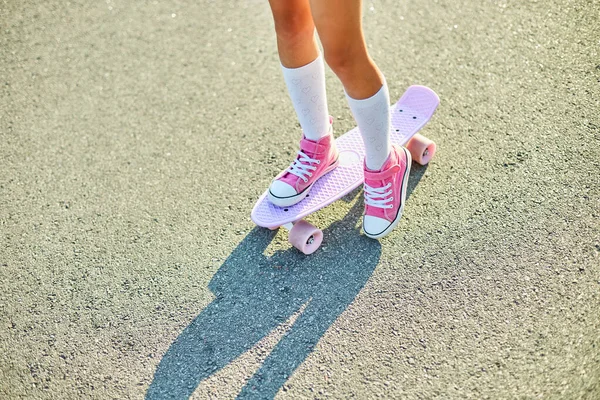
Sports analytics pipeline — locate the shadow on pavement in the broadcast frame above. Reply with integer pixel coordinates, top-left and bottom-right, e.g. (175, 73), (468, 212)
(147, 163), (427, 399)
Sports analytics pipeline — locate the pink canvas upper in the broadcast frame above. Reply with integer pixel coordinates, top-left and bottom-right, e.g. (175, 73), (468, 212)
(363, 144), (409, 222)
(274, 119), (339, 193)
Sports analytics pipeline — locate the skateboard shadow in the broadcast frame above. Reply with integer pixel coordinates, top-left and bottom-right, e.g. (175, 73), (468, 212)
(406, 162), (428, 201)
(146, 166), (427, 399)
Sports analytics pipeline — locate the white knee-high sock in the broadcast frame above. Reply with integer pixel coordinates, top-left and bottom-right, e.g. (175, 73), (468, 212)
(345, 81), (391, 171)
(281, 55), (330, 141)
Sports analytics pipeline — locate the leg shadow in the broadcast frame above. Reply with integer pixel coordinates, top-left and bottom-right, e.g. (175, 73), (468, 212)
(147, 167), (427, 399)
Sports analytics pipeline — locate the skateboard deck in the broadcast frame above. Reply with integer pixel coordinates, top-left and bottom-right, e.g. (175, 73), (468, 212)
(251, 85), (439, 231)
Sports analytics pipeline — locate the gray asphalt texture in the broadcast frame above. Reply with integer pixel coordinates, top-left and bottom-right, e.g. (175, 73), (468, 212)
(1, 0), (599, 399)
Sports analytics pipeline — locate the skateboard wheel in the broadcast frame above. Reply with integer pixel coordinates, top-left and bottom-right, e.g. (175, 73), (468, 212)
(289, 220), (323, 255)
(406, 133), (436, 165)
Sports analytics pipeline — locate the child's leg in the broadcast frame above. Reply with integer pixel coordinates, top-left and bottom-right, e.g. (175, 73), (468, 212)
(309, 0), (390, 171)
(268, 0), (330, 141)
(268, 0), (316, 68)
(311, 0), (411, 239)
(266, 0), (339, 207)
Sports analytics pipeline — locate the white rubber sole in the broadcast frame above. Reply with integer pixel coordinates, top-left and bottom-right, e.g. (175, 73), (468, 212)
(268, 158), (339, 208)
(363, 148), (412, 239)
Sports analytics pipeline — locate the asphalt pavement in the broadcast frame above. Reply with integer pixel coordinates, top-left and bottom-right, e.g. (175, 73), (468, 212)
(1, 0), (599, 398)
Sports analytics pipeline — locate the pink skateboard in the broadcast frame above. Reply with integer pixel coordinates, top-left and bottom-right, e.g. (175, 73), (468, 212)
(251, 85), (440, 254)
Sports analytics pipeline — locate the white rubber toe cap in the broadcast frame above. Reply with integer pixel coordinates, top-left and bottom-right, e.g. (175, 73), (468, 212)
(268, 180), (305, 207)
(269, 180), (297, 198)
(363, 215), (392, 239)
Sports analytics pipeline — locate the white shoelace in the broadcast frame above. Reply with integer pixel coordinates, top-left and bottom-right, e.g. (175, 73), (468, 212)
(287, 150), (320, 182)
(364, 182), (393, 209)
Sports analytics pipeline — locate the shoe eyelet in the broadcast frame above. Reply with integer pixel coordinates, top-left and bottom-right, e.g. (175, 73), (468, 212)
(303, 178), (308, 182)
(309, 173), (313, 177)
(316, 160), (321, 164)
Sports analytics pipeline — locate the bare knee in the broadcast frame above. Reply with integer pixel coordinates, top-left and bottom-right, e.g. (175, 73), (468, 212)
(272, 9), (314, 46)
(323, 45), (369, 80)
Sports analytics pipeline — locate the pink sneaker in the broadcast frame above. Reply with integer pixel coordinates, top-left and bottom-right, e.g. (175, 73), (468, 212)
(362, 144), (412, 239)
(268, 118), (339, 207)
